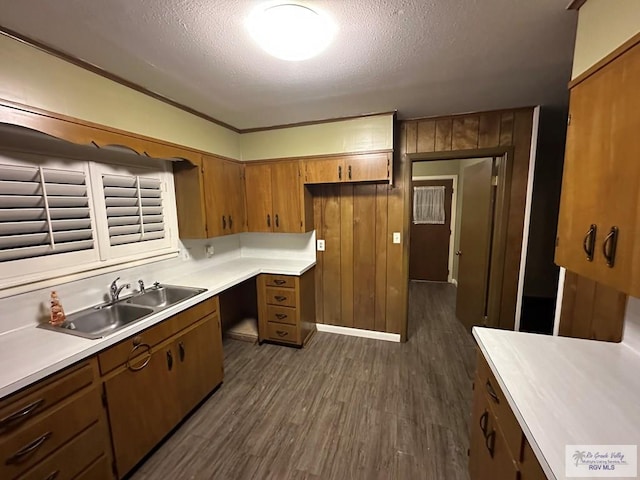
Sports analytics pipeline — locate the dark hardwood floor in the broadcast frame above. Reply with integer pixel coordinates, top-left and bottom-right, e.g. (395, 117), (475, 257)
(131, 281), (476, 480)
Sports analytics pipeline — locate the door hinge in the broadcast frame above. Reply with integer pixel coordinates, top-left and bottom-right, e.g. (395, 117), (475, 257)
(483, 315), (489, 325)
(567, 113), (572, 125)
(492, 175), (498, 186)
(200, 164), (205, 174)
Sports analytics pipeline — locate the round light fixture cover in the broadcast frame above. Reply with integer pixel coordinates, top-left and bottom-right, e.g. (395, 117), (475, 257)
(246, 2), (336, 61)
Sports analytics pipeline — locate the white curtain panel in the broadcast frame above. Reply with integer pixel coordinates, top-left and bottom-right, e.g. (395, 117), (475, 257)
(413, 186), (445, 224)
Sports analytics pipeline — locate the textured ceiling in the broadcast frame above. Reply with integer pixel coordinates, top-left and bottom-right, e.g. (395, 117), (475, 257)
(0, 0), (577, 130)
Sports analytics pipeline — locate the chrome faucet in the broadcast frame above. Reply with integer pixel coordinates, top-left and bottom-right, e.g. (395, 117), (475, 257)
(138, 279), (146, 293)
(110, 277), (130, 302)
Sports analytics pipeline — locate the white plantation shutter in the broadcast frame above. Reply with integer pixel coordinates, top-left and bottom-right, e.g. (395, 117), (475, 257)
(0, 164), (94, 261)
(102, 174), (166, 246)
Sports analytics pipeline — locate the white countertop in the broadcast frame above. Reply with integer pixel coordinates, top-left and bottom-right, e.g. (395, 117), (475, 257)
(0, 256), (314, 400)
(473, 327), (640, 480)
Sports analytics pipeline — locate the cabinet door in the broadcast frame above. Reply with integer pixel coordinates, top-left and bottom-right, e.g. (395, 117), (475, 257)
(347, 152), (390, 182)
(104, 344), (180, 478)
(173, 160), (208, 239)
(175, 315), (224, 415)
(224, 161), (246, 234)
(202, 156), (228, 237)
(245, 163), (273, 232)
(272, 161), (302, 232)
(469, 378), (493, 480)
(303, 158), (343, 183)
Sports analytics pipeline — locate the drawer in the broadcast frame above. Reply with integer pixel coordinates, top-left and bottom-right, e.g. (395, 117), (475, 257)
(476, 353), (523, 459)
(266, 305), (297, 325)
(264, 275), (295, 289)
(0, 387), (102, 479)
(266, 322), (298, 344)
(265, 287), (296, 307)
(75, 454), (113, 480)
(520, 438), (547, 480)
(17, 420), (109, 480)
(99, 296), (218, 375)
(1, 361), (95, 436)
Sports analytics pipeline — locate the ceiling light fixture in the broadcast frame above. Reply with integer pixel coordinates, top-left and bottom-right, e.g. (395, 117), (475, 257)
(246, 2), (336, 61)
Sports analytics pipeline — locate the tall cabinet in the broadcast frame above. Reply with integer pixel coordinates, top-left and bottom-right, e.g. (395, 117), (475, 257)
(555, 40), (640, 296)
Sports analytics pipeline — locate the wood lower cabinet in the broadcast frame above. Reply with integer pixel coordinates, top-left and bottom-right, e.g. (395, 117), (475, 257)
(469, 352), (547, 480)
(555, 40), (640, 295)
(303, 151), (391, 184)
(101, 298), (223, 478)
(257, 270), (316, 347)
(173, 154), (245, 238)
(244, 160), (313, 233)
(0, 359), (113, 480)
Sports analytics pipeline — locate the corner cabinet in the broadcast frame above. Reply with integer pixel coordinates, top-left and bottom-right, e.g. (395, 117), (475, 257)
(173, 155), (246, 238)
(555, 40), (640, 295)
(303, 151), (392, 184)
(245, 160), (313, 233)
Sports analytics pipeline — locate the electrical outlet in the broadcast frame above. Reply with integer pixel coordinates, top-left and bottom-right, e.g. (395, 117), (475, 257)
(206, 245), (215, 257)
(393, 232), (401, 244)
(317, 239), (326, 251)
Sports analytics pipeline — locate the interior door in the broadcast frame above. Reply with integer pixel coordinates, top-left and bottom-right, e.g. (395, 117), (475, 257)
(245, 163), (273, 232)
(272, 161), (302, 232)
(409, 179), (453, 281)
(456, 159), (494, 330)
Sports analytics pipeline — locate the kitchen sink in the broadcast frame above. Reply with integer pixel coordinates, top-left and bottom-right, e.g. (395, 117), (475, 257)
(39, 283), (207, 339)
(125, 285), (206, 309)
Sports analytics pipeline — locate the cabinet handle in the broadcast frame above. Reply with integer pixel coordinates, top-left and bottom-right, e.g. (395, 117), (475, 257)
(126, 343), (152, 372)
(229, 215), (233, 229)
(0, 398), (44, 430)
(273, 279), (286, 285)
(275, 313), (288, 320)
(582, 224), (597, 261)
(267, 214), (271, 228)
(45, 471), (60, 480)
(274, 295), (287, 302)
(479, 411), (489, 436)
(485, 380), (499, 404)
(7, 432), (51, 464)
(485, 430), (496, 458)
(222, 215), (227, 230)
(276, 330), (288, 337)
(338, 165), (342, 180)
(602, 226), (619, 268)
(167, 350), (174, 371)
(178, 342), (185, 362)
(275, 214), (279, 228)
(348, 165), (352, 180)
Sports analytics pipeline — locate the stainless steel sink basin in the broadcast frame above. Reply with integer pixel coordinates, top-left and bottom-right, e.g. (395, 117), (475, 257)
(39, 283), (207, 339)
(125, 285), (206, 309)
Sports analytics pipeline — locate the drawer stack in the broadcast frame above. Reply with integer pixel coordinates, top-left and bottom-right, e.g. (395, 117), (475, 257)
(257, 269), (316, 347)
(0, 359), (113, 480)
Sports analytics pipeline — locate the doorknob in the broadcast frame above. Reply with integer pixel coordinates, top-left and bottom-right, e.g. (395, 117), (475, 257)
(455, 250), (463, 256)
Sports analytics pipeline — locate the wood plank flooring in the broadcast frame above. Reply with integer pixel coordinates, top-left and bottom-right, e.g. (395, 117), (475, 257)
(130, 281), (476, 480)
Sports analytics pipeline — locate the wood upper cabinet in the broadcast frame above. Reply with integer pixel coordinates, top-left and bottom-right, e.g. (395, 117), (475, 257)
(173, 155), (246, 238)
(555, 41), (640, 295)
(303, 152), (391, 184)
(245, 160), (312, 233)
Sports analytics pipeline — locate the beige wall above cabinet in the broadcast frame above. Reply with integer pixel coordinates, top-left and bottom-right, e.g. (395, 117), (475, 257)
(555, 39), (640, 296)
(303, 151), (392, 184)
(173, 155), (246, 239)
(244, 161), (313, 233)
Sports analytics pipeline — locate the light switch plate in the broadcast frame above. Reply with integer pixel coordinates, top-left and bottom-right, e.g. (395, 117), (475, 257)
(393, 232), (401, 244)
(317, 239), (326, 251)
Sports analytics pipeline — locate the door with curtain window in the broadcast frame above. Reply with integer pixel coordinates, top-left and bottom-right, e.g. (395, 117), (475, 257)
(409, 179), (453, 281)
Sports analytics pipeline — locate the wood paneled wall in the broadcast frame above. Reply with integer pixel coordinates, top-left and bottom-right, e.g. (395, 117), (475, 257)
(400, 108), (535, 332)
(312, 184), (400, 333)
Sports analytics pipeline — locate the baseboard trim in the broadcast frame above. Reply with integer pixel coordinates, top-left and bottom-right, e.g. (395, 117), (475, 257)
(315, 324), (401, 342)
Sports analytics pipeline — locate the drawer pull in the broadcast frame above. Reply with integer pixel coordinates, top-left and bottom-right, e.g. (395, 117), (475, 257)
(167, 350), (174, 371)
(126, 342), (152, 372)
(485, 430), (496, 458)
(275, 313), (288, 320)
(222, 215), (227, 230)
(267, 214), (271, 228)
(275, 214), (279, 228)
(7, 431), (51, 464)
(274, 295), (287, 302)
(348, 165), (352, 180)
(479, 411), (488, 436)
(338, 165), (342, 180)
(273, 279), (286, 285)
(582, 224), (597, 261)
(0, 398), (44, 430)
(485, 380), (499, 404)
(276, 330), (289, 337)
(602, 226), (619, 268)
(178, 341), (185, 362)
(45, 470), (60, 480)
(229, 215), (233, 229)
